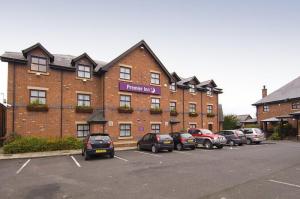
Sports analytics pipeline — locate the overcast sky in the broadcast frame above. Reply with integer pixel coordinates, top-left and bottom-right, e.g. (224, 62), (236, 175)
(0, 0), (299, 116)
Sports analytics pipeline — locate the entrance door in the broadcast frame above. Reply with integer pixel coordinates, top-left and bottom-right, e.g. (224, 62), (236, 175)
(208, 123), (213, 131)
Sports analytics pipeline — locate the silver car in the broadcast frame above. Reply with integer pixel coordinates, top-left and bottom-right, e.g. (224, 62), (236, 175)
(241, 128), (266, 144)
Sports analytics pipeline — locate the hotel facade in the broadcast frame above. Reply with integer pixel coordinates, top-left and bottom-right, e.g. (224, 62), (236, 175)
(0, 40), (222, 145)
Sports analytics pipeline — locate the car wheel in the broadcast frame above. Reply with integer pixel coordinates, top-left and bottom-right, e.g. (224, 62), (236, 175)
(152, 145), (158, 153)
(168, 149), (173, 152)
(191, 146), (196, 150)
(229, 140), (235, 146)
(217, 145), (223, 149)
(239, 143), (243, 146)
(246, 139), (252, 145)
(203, 140), (213, 149)
(177, 143), (183, 151)
(81, 149), (84, 156)
(256, 141), (261, 145)
(84, 150), (90, 161)
(137, 144), (141, 151)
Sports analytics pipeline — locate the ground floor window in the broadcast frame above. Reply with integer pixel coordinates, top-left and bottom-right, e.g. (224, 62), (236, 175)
(151, 124), (160, 133)
(189, 124), (197, 129)
(292, 102), (300, 110)
(77, 124), (89, 137)
(120, 124), (131, 137)
(208, 123), (213, 131)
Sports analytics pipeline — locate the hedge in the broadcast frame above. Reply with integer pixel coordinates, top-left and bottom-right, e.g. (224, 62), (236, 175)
(3, 136), (83, 154)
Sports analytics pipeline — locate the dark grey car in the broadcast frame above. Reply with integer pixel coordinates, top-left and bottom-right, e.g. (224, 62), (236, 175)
(218, 130), (247, 146)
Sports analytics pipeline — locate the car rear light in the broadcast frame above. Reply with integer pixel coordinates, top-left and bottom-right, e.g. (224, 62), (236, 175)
(156, 135), (160, 142)
(109, 141), (114, 148)
(87, 141), (92, 149)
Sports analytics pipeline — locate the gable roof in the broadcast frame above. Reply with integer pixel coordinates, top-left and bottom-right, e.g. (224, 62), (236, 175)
(71, 52), (97, 67)
(253, 76), (300, 105)
(236, 114), (252, 122)
(171, 72), (181, 81)
(198, 79), (217, 87)
(22, 43), (54, 62)
(100, 40), (174, 82)
(177, 76), (200, 87)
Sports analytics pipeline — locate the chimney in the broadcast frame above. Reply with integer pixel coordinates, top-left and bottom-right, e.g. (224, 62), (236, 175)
(262, 85), (267, 98)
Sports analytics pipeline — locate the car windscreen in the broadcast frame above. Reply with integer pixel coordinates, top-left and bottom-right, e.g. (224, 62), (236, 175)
(201, 129), (213, 134)
(181, 133), (193, 138)
(235, 130), (244, 136)
(89, 135), (111, 141)
(158, 135), (172, 140)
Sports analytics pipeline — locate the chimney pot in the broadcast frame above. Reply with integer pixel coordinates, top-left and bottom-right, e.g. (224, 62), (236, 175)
(262, 85), (267, 98)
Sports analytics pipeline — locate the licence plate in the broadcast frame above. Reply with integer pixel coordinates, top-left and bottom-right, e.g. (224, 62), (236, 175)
(96, 149), (106, 153)
(164, 141), (171, 144)
(188, 140), (194, 143)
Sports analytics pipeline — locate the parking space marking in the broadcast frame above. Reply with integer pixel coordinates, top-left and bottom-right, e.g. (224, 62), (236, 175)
(268, 180), (300, 189)
(70, 156), (81, 167)
(16, 159), (31, 174)
(114, 155), (129, 162)
(134, 151), (162, 157)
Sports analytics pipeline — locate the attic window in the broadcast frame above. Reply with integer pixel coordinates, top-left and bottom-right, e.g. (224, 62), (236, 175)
(31, 56), (47, 72)
(77, 65), (91, 79)
(207, 87), (213, 96)
(169, 83), (176, 91)
(189, 84), (196, 93)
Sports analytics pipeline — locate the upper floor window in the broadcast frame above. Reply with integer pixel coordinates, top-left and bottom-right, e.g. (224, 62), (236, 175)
(263, 105), (269, 112)
(207, 105), (213, 113)
(77, 65), (91, 79)
(190, 124), (197, 129)
(30, 90), (46, 104)
(120, 67), (131, 80)
(151, 73), (160, 85)
(169, 102), (176, 111)
(292, 102), (300, 110)
(151, 124), (160, 134)
(120, 124), (131, 137)
(189, 103), (196, 113)
(77, 124), (89, 137)
(207, 87), (213, 96)
(151, 98), (160, 109)
(31, 56), (47, 72)
(169, 83), (176, 91)
(189, 84), (196, 93)
(120, 95), (131, 107)
(77, 94), (91, 107)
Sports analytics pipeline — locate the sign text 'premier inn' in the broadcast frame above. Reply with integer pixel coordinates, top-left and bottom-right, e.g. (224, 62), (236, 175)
(119, 82), (161, 95)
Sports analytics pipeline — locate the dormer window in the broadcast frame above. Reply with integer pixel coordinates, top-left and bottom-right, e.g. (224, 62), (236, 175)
(169, 83), (176, 91)
(77, 64), (91, 79)
(31, 56), (47, 72)
(207, 87), (213, 96)
(189, 84), (196, 93)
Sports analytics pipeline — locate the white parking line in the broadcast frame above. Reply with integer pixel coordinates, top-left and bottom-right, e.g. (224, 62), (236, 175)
(16, 159), (31, 174)
(134, 151), (162, 157)
(114, 155), (129, 162)
(70, 156), (81, 167)
(268, 179), (300, 189)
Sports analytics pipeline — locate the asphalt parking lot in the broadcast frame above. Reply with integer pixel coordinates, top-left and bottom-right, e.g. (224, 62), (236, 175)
(0, 141), (300, 199)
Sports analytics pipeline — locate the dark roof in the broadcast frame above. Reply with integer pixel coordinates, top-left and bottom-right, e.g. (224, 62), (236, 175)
(22, 43), (54, 62)
(253, 76), (300, 105)
(100, 40), (174, 82)
(87, 110), (107, 124)
(218, 104), (224, 122)
(236, 115), (252, 122)
(176, 76), (200, 87)
(241, 118), (257, 123)
(171, 72), (181, 81)
(71, 53), (97, 67)
(198, 79), (217, 87)
(1, 52), (107, 71)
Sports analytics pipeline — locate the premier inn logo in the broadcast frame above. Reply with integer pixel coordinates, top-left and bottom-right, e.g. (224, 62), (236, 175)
(119, 82), (161, 95)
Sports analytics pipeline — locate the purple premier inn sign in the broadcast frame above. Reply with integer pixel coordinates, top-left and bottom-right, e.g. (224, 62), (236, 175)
(119, 82), (161, 95)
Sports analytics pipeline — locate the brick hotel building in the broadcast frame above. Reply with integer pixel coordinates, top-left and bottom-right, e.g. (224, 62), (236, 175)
(0, 40), (222, 145)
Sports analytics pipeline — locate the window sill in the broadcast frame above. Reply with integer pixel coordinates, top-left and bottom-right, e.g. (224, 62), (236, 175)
(189, 92), (196, 95)
(75, 77), (92, 81)
(118, 136), (133, 140)
(170, 90), (177, 93)
(150, 84), (161, 87)
(119, 79), (133, 82)
(27, 70), (50, 76)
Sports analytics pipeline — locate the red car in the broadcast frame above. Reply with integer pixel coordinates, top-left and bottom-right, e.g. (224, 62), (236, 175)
(188, 128), (227, 149)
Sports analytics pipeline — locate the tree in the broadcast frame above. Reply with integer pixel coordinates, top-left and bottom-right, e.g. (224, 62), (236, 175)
(223, 115), (239, 130)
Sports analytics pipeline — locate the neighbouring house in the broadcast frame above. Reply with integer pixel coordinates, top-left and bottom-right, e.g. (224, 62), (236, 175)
(240, 118), (258, 128)
(236, 114), (252, 128)
(253, 77), (300, 138)
(0, 40), (223, 146)
(0, 102), (7, 146)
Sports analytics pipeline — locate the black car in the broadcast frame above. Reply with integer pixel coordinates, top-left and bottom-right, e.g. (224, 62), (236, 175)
(82, 133), (114, 160)
(217, 130), (246, 146)
(169, 132), (196, 150)
(137, 133), (174, 153)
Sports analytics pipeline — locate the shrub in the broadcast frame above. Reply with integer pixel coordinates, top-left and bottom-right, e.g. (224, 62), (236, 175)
(170, 110), (178, 116)
(75, 106), (93, 113)
(3, 132), (22, 145)
(189, 112), (198, 117)
(207, 113), (215, 117)
(150, 108), (163, 114)
(269, 126), (281, 140)
(118, 105), (134, 113)
(3, 136), (82, 154)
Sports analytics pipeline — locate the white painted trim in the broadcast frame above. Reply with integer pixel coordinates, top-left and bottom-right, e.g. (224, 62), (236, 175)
(207, 103), (214, 106)
(189, 122), (197, 125)
(208, 122), (214, 124)
(151, 96), (161, 99)
(150, 121), (162, 124)
(119, 64), (132, 68)
(118, 79), (133, 83)
(118, 121), (133, 124)
(189, 102), (197, 104)
(150, 70), (161, 74)
(118, 92), (133, 96)
(75, 121), (88, 124)
(27, 86), (49, 91)
(170, 99), (177, 102)
(118, 136), (133, 140)
(76, 91), (92, 95)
